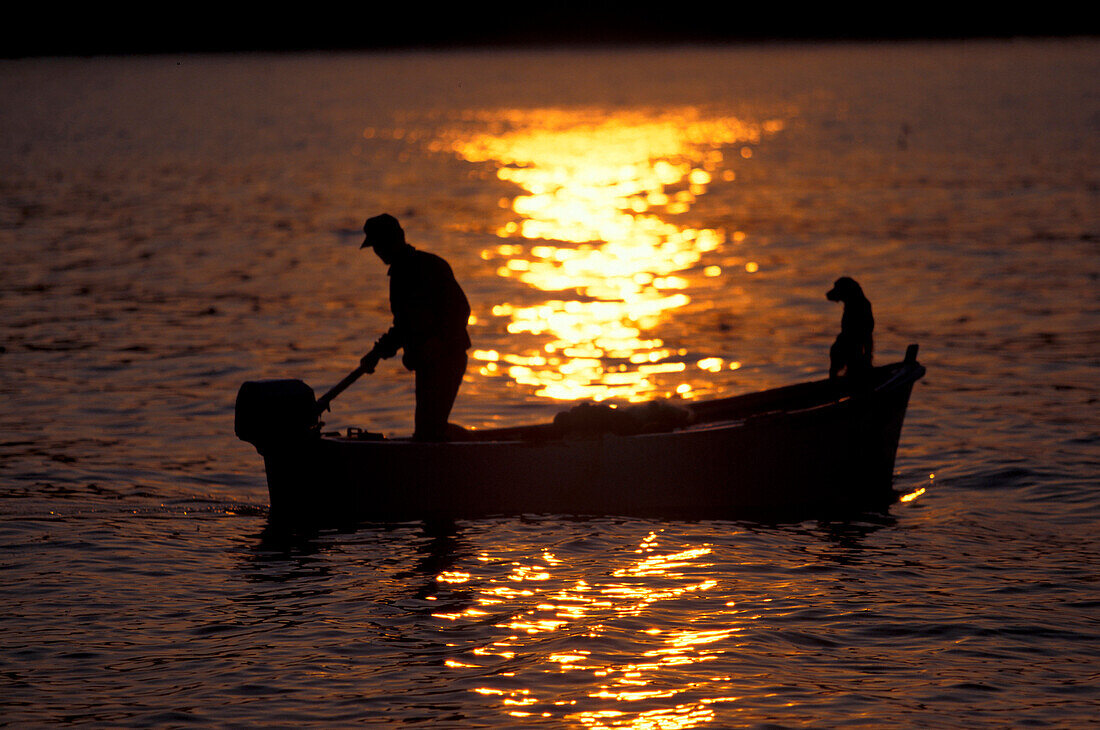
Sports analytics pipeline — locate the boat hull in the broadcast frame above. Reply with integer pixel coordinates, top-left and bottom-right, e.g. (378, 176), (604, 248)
(256, 356), (923, 523)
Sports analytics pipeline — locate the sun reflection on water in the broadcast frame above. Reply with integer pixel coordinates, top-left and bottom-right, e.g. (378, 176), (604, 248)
(436, 530), (744, 728)
(442, 109), (782, 402)
(431, 111), (783, 725)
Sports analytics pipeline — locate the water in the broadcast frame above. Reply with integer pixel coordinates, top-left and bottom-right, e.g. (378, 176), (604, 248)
(2, 40), (1098, 727)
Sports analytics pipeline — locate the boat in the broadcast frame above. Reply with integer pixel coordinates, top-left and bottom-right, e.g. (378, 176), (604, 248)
(235, 345), (925, 523)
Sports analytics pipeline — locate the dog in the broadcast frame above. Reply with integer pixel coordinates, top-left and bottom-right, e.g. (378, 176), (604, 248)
(826, 277), (874, 379)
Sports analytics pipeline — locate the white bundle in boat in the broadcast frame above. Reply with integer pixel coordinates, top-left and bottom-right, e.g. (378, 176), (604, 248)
(553, 400), (694, 436)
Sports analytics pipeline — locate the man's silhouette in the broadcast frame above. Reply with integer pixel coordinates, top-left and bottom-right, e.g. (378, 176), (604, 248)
(826, 276), (874, 380)
(359, 214), (471, 441)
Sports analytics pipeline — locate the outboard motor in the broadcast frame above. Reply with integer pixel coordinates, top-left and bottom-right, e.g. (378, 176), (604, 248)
(235, 379), (319, 454)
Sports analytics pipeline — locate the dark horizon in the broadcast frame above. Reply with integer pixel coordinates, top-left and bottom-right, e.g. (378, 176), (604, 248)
(3, 8), (1096, 59)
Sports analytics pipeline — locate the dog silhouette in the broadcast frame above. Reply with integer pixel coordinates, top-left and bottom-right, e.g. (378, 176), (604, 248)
(826, 277), (874, 379)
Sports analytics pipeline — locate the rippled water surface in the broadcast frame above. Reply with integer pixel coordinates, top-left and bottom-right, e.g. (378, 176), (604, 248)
(2, 40), (1098, 727)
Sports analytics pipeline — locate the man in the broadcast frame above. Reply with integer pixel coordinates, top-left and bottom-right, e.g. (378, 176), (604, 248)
(359, 213), (471, 441)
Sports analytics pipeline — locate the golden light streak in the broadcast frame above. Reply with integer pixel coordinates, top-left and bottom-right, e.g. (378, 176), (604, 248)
(899, 487), (926, 503)
(441, 531), (742, 727)
(569, 702), (718, 729)
(443, 108), (782, 402)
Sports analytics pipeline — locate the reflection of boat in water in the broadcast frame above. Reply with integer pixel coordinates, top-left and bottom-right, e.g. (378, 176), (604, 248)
(236, 347), (924, 523)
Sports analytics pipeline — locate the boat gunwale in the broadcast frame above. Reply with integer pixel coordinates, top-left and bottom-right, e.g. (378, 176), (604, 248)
(319, 353), (925, 448)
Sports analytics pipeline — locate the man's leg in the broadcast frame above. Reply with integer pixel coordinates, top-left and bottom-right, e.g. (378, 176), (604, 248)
(414, 352), (467, 441)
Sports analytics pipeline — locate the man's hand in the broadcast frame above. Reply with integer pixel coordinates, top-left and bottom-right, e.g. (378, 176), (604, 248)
(360, 349), (381, 374)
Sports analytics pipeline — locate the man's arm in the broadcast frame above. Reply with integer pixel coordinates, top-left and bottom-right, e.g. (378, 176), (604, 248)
(361, 325), (403, 372)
